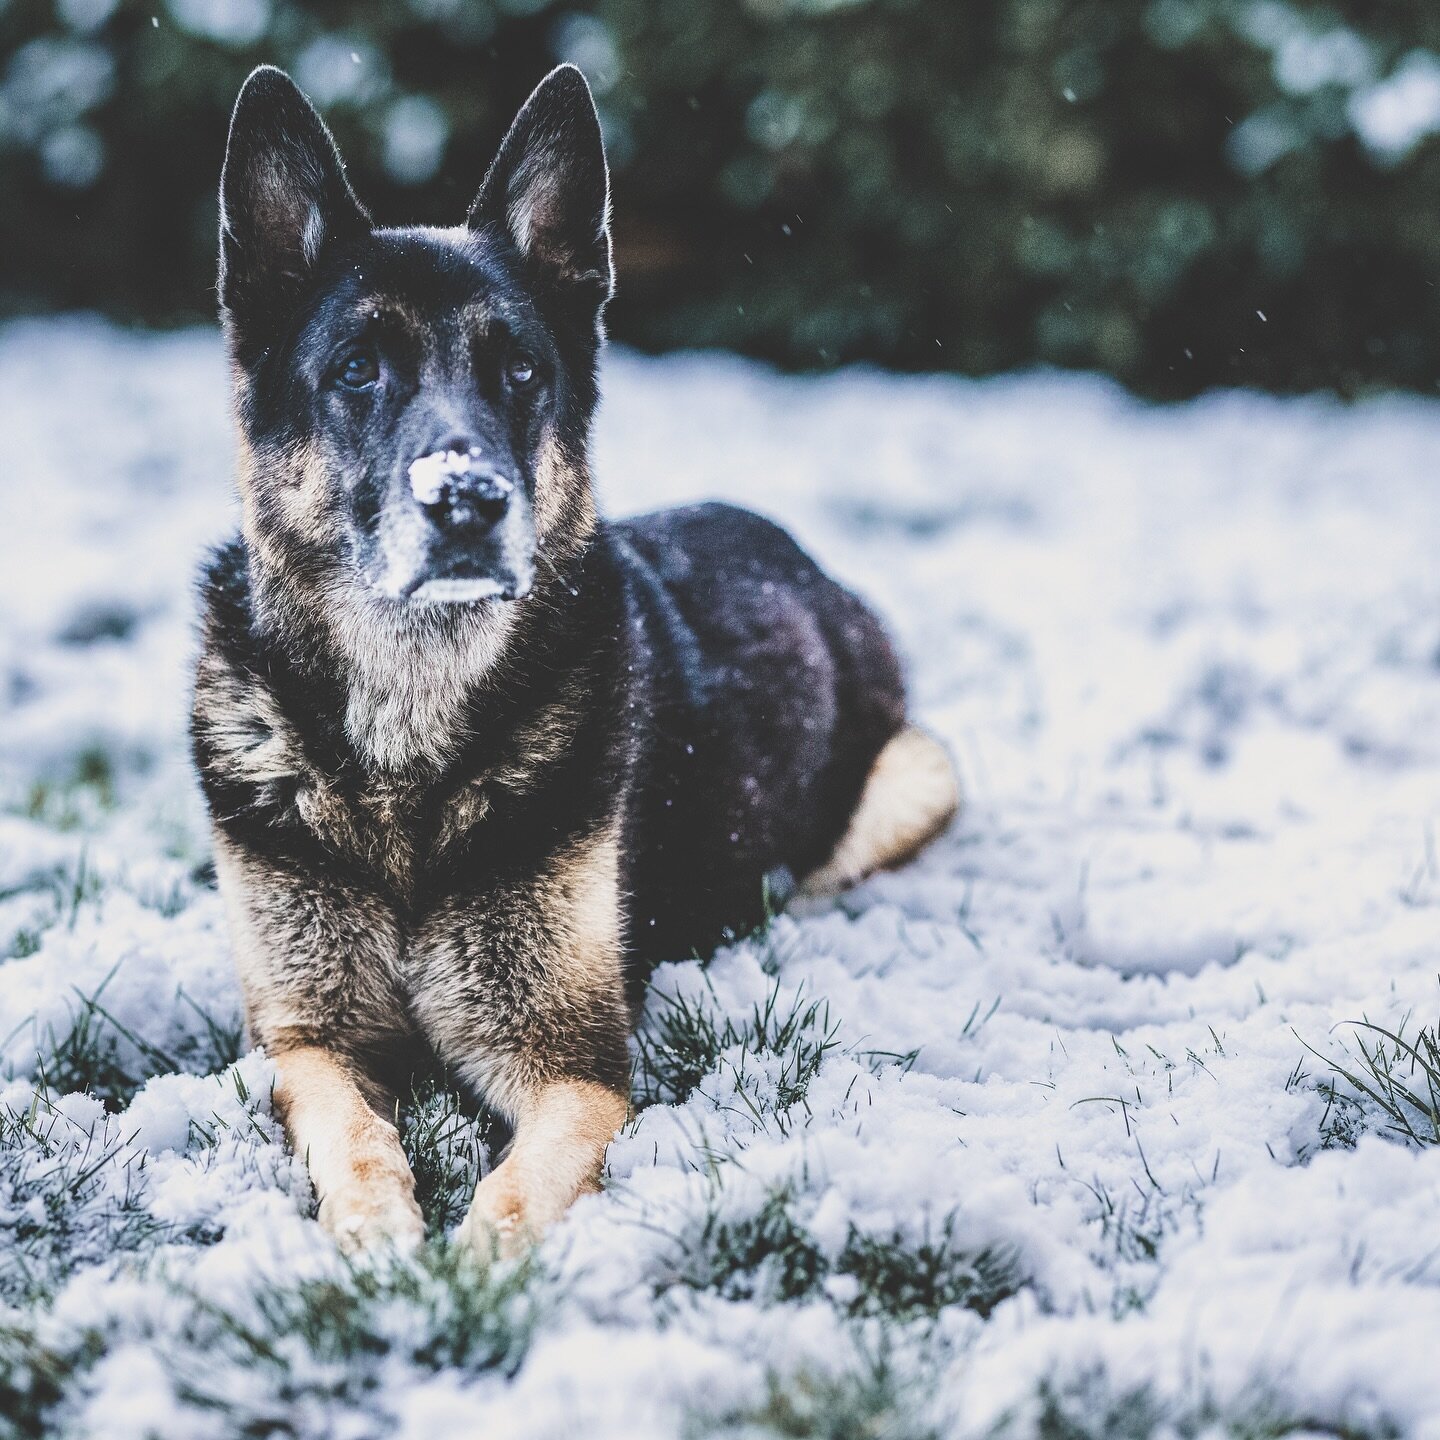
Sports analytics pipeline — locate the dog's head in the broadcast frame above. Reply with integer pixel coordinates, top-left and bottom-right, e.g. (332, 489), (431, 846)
(218, 65), (612, 607)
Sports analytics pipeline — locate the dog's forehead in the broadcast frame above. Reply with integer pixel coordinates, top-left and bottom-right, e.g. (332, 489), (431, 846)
(329, 226), (536, 339)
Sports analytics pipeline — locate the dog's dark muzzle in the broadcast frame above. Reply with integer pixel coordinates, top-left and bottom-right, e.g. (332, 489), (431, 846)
(398, 447), (534, 604)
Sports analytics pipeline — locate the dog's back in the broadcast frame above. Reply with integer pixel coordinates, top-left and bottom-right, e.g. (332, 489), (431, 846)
(610, 502), (908, 968)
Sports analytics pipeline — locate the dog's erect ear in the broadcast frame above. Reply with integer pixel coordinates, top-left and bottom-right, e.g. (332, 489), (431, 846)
(468, 65), (613, 300)
(219, 66), (368, 324)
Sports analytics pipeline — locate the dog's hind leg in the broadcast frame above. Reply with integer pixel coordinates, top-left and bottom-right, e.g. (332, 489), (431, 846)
(799, 725), (959, 897)
(272, 1046), (425, 1253)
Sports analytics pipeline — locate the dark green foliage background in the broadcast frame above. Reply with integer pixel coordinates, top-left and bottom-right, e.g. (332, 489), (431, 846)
(3, 0), (1440, 396)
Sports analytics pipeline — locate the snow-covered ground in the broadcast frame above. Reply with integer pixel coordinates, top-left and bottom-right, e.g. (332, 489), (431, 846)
(3, 315), (1440, 1437)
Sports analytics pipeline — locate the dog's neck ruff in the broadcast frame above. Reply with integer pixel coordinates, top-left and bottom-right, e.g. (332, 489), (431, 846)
(252, 557), (517, 775)
(333, 591), (515, 774)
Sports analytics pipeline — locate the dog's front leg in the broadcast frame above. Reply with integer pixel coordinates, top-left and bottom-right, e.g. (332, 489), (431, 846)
(414, 825), (632, 1256)
(456, 1076), (628, 1256)
(212, 834), (423, 1252)
(272, 1045), (425, 1253)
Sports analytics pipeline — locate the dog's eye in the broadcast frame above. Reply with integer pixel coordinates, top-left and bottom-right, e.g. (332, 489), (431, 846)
(506, 353), (539, 390)
(336, 351), (379, 391)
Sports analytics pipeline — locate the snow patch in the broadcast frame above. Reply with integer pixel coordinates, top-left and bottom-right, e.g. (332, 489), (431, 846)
(3, 319), (1440, 1434)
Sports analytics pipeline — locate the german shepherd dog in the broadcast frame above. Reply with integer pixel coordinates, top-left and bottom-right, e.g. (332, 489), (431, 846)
(193, 64), (958, 1254)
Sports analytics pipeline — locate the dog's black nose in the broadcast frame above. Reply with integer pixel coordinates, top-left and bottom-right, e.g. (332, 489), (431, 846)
(408, 447), (514, 530)
(430, 473), (512, 529)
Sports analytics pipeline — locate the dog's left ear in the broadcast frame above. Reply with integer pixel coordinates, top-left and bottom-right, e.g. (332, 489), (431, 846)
(468, 66), (613, 302)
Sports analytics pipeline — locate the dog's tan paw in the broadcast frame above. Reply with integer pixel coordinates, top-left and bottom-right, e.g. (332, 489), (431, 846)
(454, 1211), (532, 1262)
(455, 1173), (539, 1260)
(318, 1185), (426, 1255)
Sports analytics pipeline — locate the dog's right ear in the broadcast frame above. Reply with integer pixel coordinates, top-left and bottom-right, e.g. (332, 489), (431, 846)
(219, 66), (368, 331)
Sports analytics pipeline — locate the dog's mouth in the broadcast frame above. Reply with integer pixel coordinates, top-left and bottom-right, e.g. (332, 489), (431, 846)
(362, 509), (536, 607)
(408, 538), (536, 605)
(363, 551), (535, 607)
(402, 570), (531, 605)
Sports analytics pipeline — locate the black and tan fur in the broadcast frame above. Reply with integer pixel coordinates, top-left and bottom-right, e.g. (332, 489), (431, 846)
(193, 64), (958, 1253)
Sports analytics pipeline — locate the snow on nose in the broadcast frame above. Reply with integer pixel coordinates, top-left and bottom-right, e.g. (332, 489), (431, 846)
(408, 447), (484, 506)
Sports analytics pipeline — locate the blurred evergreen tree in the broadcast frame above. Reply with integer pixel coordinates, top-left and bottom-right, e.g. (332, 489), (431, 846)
(3, 0), (1440, 396)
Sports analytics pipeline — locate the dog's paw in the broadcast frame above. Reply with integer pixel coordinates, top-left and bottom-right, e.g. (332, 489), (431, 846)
(455, 1173), (537, 1260)
(454, 1211), (532, 1262)
(318, 1185), (426, 1255)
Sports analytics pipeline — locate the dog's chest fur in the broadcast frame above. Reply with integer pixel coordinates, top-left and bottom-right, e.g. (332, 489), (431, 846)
(196, 640), (583, 902)
(193, 536), (630, 917)
(324, 588), (515, 775)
